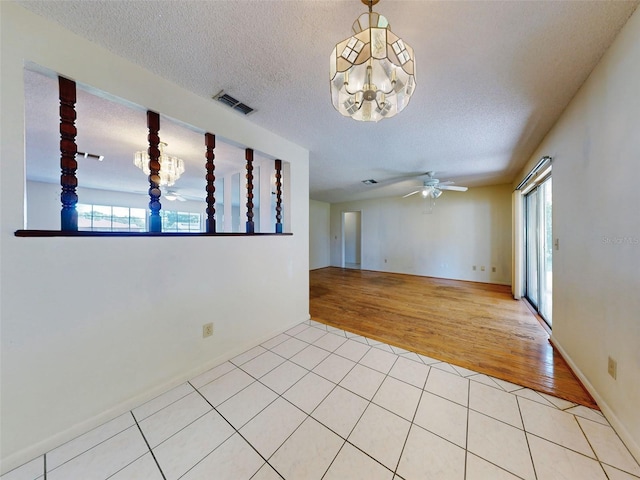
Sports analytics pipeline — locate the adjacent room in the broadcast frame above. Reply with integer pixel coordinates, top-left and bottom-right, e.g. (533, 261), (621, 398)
(1, 1), (639, 479)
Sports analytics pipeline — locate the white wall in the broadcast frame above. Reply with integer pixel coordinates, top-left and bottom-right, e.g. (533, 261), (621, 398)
(330, 185), (512, 284)
(343, 211), (361, 265)
(0, 3), (309, 473)
(514, 7), (640, 461)
(309, 199), (331, 270)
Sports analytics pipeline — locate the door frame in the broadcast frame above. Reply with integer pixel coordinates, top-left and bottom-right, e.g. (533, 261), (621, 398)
(524, 175), (552, 326)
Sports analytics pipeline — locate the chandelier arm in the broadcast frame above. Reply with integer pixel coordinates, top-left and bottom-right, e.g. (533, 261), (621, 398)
(343, 82), (365, 97)
(377, 83), (396, 96)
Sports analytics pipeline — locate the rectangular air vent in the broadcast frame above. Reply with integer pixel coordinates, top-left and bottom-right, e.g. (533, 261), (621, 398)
(213, 90), (254, 115)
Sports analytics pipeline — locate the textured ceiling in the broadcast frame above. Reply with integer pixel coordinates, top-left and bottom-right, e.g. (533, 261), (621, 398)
(17, 0), (639, 203)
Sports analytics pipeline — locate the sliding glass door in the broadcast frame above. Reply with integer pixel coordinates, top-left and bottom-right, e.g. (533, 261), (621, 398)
(525, 177), (552, 326)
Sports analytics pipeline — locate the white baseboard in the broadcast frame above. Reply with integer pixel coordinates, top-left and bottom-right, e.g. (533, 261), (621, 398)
(0, 316), (307, 476)
(550, 334), (640, 464)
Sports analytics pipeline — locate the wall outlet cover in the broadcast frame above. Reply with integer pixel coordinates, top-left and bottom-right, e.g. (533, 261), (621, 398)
(203, 323), (214, 338)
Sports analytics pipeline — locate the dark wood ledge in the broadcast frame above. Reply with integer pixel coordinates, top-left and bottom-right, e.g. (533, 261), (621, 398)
(15, 230), (293, 237)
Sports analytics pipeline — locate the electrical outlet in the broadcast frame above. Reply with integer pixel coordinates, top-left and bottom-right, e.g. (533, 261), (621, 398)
(492, 266), (496, 272)
(481, 266), (485, 271)
(203, 323), (214, 338)
(472, 265), (476, 271)
(607, 356), (617, 379)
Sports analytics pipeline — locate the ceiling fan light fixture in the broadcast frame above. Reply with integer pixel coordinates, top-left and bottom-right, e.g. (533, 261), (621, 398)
(402, 172), (468, 200)
(164, 189), (187, 202)
(330, 0), (416, 122)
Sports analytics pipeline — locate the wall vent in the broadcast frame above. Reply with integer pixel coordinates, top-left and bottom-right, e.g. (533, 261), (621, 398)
(213, 90), (255, 115)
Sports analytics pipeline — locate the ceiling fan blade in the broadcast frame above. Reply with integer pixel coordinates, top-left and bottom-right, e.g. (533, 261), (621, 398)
(403, 190), (421, 198)
(439, 185), (468, 191)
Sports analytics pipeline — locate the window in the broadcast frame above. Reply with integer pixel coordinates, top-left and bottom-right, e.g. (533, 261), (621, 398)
(161, 210), (203, 232)
(78, 204), (146, 232)
(78, 204), (203, 233)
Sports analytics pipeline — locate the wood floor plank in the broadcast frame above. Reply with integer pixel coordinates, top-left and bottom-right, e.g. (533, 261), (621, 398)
(310, 267), (597, 409)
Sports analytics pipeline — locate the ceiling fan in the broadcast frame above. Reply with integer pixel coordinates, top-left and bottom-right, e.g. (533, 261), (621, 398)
(164, 189), (187, 202)
(403, 171), (468, 199)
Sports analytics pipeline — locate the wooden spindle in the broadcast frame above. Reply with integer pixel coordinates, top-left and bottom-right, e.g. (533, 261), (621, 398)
(275, 159), (283, 233)
(245, 148), (255, 233)
(147, 111), (162, 232)
(205, 133), (216, 233)
(59, 76), (78, 231)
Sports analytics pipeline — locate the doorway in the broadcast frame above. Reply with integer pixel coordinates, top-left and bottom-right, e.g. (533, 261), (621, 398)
(342, 211), (361, 269)
(525, 176), (552, 326)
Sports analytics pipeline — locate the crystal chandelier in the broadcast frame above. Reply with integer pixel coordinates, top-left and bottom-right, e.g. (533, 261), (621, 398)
(330, 0), (416, 122)
(133, 142), (185, 187)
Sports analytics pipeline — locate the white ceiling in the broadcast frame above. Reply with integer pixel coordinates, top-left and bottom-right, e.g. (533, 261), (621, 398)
(18, 0), (639, 203)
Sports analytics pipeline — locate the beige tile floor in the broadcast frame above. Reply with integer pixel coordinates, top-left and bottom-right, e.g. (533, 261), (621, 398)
(3, 320), (640, 480)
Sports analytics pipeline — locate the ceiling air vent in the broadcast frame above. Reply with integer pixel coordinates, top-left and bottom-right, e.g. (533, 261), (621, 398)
(213, 90), (254, 115)
(362, 179), (378, 185)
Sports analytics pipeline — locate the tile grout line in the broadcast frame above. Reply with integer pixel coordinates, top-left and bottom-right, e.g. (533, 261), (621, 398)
(578, 414), (640, 475)
(516, 395), (539, 480)
(36, 417), (137, 478)
(516, 394), (628, 466)
(212, 324), (370, 472)
(318, 439), (349, 480)
(392, 359), (432, 477)
(293, 330), (354, 477)
(315, 345), (400, 477)
(463, 390), (531, 480)
(463, 373), (470, 480)
(133, 385), (195, 423)
(304, 378), (382, 473)
(298, 352), (376, 479)
(573, 415), (614, 478)
(189, 381), (286, 480)
(130, 411), (167, 480)
(303, 326), (484, 471)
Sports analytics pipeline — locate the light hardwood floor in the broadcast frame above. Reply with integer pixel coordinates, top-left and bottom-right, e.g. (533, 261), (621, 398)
(310, 267), (597, 408)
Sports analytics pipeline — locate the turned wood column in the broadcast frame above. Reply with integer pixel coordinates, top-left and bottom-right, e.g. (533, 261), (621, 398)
(205, 133), (216, 233)
(147, 111), (162, 232)
(59, 76), (78, 231)
(245, 148), (255, 233)
(275, 159), (283, 233)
